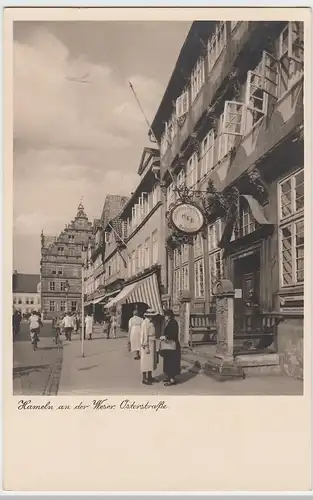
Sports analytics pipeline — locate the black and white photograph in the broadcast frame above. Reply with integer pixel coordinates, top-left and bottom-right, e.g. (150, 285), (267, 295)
(12, 18), (305, 397)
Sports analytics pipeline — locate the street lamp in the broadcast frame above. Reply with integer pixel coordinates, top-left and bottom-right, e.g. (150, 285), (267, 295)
(81, 245), (88, 358)
(64, 280), (70, 313)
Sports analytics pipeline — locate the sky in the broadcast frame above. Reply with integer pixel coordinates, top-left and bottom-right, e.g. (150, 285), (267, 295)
(13, 20), (191, 274)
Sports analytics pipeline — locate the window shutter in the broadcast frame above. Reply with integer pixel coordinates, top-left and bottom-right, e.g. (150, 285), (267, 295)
(245, 72), (267, 114)
(222, 101), (245, 136)
(176, 91), (189, 119)
(288, 21), (304, 63)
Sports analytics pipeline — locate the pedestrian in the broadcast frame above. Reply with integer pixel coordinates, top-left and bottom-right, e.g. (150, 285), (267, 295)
(140, 309), (158, 385)
(110, 311), (117, 339)
(159, 309), (181, 386)
(62, 312), (74, 341)
(128, 308), (143, 360)
(73, 314), (78, 334)
(13, 309), (22, 337)
(85, 312), (93, 340)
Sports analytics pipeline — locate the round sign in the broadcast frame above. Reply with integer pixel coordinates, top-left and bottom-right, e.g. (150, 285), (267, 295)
(171, 203), (204, 235)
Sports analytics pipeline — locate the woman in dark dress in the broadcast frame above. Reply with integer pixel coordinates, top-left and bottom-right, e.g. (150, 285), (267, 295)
(161, 309), (181, 386)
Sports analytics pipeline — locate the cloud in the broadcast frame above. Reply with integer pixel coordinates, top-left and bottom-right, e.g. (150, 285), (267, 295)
(13, 24), (184, 272)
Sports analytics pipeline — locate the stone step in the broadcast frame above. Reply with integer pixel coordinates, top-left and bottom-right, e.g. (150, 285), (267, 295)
(235, 353), (280, 377)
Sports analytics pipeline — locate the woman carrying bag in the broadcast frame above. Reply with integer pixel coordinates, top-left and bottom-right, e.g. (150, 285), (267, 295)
(159, 309), (181, 386)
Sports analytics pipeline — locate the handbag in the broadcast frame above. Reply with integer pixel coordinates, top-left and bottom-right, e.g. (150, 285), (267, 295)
(159, 339), (176, 352)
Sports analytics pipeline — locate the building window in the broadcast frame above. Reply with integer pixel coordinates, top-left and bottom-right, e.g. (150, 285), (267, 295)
(71, 301), (77, 312)
(30, 299), (34, 305)
(58, 247), (64, 255)
(181, 244), (189, 264)
(191, 57), (205, 103)
(49, 282), (55, 292)
(278, 169), (304, 287)
(208, 22), (227, 73)
(278, 22), (304, 97)
(217, 111), (236, 161)
(57, 268), (63, 276)
(18, 298), (22, 304)
(208, 219), (224, 295)
(193, 234), (204, 259)
(60, 282), (66, 292)
(144, 238), (150, 268)
(152, 230), (158, 264)
(49, 301), (55, 312)
(186, 153), (198, 188)
(51, 268), (57, 275)
(194, 259), (205, 298)
(166, 183), (176, 210)
(176, 169), (185, 189)
(173, 248), (181, 268)
(25, 297), (29, 304)
(173, 269), (180, 302)
(242, 207), (256, 236)
(68, 234), (75, 241)
(209, 251), (224, 294)
(176, 90), (189, 119)
(180, 264), (189, 291)
(152, 185), (159, 207)
(60, 301), (66, 312)
(131, 250), (136, 275)
(201, 130), (215, 178)
(208, 219), (222, 251)
(137, 245), (143, 270)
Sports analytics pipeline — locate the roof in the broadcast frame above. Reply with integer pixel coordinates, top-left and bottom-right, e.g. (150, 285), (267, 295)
(13, 273), (40, 293)
(151, 21), (215, 140)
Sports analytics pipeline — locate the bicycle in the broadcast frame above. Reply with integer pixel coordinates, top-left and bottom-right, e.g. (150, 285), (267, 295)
(30, 329), (39, 351)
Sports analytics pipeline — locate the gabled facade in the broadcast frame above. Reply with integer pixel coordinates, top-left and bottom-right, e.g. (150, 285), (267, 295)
(151, 21), (304, 377)
(40, 203), (93, 319)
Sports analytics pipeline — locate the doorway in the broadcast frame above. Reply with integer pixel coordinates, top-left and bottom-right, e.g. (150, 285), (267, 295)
(233, 250), (261, 334)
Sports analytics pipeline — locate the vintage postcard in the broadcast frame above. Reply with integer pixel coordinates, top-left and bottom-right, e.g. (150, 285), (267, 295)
(3, 6), (312, 492)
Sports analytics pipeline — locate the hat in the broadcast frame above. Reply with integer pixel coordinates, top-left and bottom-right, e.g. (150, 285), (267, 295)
(144, 308), (158, 316)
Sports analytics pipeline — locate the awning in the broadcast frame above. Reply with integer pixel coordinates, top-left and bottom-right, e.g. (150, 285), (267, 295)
(104, 273), (163, 315)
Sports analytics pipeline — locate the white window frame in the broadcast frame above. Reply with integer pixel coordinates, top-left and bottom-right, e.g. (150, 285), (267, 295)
(186, 153), (198, 188)
(278, 23), (304, 98)
(176, 169), (186, 189)
(193, 233), (204, 259)
(166, 183), (176, 210)
(217, 112), (236, 161)
(208, 22), (227, 73)
(49, 301), (55, 312)
(173, 269), (180, 301)
(180, 264), (190, 291)
(208, 219), (222, 252)
(144, 237), (150, 268)
(60, 300), (66, 312)
(201, 130), (215, 178)
(191, 57), (205, 103)
(223, 101), (246, 136)
(152, 230), (158, 264)
(181, 244), (189, 264)
(278, 169), (304, 288)
(194, 258), (205, 299)
(176, 90), (189, 119)
(49, 281), (55, 292)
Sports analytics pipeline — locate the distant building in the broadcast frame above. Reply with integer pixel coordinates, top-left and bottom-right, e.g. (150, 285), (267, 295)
(84, 195), (129, 316)
(84, 148), (166, 332)
(40, 202), (93, 319)
(12, 271), (41, 315)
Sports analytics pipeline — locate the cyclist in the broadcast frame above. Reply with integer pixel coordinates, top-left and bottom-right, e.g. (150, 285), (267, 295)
(28, 310), (42, 345)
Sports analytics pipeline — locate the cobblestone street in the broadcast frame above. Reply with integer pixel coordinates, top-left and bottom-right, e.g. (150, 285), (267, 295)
(13, 322), (63, 395)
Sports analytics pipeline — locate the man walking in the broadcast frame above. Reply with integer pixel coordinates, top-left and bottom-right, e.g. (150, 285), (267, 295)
(62, 312), (74, 341)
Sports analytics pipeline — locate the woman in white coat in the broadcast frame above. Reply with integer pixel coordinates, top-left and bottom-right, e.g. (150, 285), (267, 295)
(128, 309), (143, 360)
(140, 309), (158, 385)
(85, 313), (93, 340)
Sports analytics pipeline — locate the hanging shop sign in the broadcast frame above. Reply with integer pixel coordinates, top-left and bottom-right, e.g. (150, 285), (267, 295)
(170, 202), (204, 236)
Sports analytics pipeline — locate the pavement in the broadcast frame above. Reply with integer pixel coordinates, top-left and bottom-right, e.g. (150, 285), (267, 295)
(58, 330), (303, 396)
(13, 321), (63, 396)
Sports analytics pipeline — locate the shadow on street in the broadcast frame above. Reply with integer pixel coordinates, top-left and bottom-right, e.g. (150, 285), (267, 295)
(13, 364), (50, 378)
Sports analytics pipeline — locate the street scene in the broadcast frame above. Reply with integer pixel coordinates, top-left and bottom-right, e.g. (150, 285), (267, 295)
(13, 20), (304, 395)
